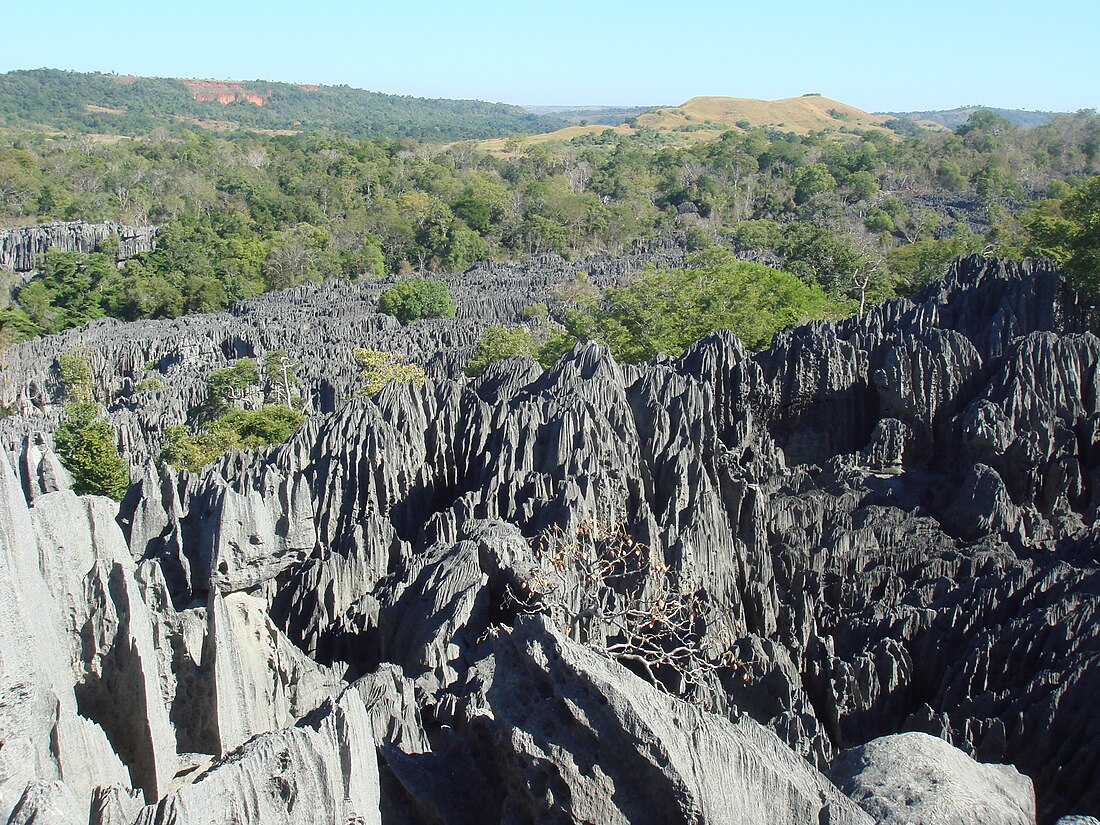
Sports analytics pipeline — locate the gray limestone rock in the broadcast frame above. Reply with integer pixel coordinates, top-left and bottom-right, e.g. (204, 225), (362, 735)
(483, 617), (873, 825)
(0, 254), (1098, 824)
(829, 731), (1035, 824)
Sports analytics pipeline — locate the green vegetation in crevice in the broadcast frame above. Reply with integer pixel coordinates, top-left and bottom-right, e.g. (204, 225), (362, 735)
(378, 278), (456, 324)
(159, 356), (303, 473)
(52, 349), (130, 500)
(354, 348), (427, 396)
(466, 326), (538, 376)
(546, 249), (844, 363)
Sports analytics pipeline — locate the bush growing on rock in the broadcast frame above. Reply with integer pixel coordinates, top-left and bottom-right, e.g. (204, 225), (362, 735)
(54, 401), (129, 499)
(378, 278), (455, 324)
(465, 326), (536, 377)
(551, 248), (843, 362)
(159, 405), (303, 473)
(161, 355), (303, 473)
(207, 358), (260, 405)
(354, 348), (426, 395)
(58, 349), (94, 402)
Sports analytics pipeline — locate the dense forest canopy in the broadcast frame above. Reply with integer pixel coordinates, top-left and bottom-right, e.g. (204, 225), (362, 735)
(0, 69), (563, 140)
(1, 97), (1098, 348)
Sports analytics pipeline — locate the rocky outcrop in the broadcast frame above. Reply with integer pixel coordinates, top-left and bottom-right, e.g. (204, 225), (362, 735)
(482, 617), (874, 824)
(0, 221), (156, 273)
(0, 254), (1095, 823)
(830, 731), (1035, 824)
(0, 244), (683, 463)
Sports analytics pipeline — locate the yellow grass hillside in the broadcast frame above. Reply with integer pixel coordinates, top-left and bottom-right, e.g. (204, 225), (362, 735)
(642, 95), (894, 133)
(478, 94), (931, 155)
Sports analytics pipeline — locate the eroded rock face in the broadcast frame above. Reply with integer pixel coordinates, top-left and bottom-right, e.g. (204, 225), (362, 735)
(483, 617), (874, 825)
(0, 255), (1095, 824)
(0, 222), (157, 302)
(829, 731), (1035, 824)
(0, 243), (684, 464)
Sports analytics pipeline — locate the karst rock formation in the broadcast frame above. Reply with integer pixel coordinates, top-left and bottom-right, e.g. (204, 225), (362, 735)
(0, 252), (1097, 825)
(0, 221), (157, 288)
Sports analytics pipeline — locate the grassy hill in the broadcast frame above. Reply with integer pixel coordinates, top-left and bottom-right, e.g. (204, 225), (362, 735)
(480, 94), (932, 154)
(0, 69), (564, 141)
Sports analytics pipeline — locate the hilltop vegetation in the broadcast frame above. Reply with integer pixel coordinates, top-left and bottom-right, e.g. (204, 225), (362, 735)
(0, 69), (562, 140)
(0, 99), (1098, 349)
(480, 94), (913, 155)
(888, 105), (1061, 130)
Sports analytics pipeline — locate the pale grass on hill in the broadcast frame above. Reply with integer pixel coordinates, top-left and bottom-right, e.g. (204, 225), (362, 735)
(477, 94), (941, 156)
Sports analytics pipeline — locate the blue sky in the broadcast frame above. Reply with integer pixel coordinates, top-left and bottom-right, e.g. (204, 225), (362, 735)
(2, 0), (1096, 112)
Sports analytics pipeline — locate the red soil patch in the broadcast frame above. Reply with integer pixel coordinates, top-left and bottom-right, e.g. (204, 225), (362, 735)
(180, 79), (269, 107)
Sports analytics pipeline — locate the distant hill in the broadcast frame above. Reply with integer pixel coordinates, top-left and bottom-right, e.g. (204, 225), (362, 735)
(0, 68), (564, 141)
(481, 94), (930, 154)
(523, 105), (658, 126)
(886, 106), (1063, 130)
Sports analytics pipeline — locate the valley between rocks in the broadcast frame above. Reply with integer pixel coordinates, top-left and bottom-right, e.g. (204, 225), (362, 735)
(1, 253), (1097, 824)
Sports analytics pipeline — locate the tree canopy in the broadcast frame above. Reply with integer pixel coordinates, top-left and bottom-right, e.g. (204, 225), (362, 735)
(378, 278), (456, 324)
(553, 249), (844, 362)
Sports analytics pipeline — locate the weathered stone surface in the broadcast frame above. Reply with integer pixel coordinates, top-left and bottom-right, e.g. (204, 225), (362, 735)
(0, 221), (156, 273)
(0, 456), (131, 820)
(120, 687), (382, 825)
(8, 779), (86, 825)
(207, 590), (341, 755)
(830, 731), (1035, 824)
(0, 254), (1098, 824)
(482, 617), (873, 825)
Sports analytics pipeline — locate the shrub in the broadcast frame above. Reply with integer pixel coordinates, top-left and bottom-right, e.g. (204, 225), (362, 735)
(159, 405), (303, 473)
(354, 348), (426, 395)
(207, 358), (259, 403)
(378, 278), (455, 324)
(465, 326), (535, 377)
(552, 248), (842, 362)
(59, 350), (94, 402)
(160, 423), (240, 474)
(216, 405), (303, 449)
(54, 401), (129, 499)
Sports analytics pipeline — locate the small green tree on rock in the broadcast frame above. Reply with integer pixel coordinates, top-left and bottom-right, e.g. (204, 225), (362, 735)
(54, 401), (129, 500)
(354, 348), (426, 395)
(52, 349), (129, 500)
(465, 326), (536, 377)
(378, 278), (455, 324)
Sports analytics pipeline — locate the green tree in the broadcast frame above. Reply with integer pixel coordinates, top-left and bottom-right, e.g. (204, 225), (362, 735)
(555, 248), (842, 361)
(1026, 176), (1100, 295)
(207, 358), (260, 404)
(216, 406), (303, 448)
(160, 423), (240, 474)
(466, 326), (536, 376)
(54, 401), (129, 500)
(58, 350), (94, 402)
(263, 349), (300, 408)
(159, 406), (302, 473)
(451, 196), (491, 233)
(354, 348), (427, 395)
(378, 278), (455, 324)
(792, 163), (837, 205)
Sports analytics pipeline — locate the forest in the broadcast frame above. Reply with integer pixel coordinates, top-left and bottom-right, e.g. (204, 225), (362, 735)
(1, 105), (1099, 349)
(0, 69), (561, 139)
